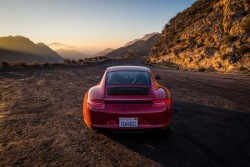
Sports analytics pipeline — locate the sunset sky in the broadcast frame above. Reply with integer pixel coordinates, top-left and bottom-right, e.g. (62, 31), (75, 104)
(0, 0), (196, 53)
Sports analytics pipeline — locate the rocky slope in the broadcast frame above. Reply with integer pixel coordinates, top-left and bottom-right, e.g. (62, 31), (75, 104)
(0, 36), (63, 63)
(107, 33), (160, 58)
(150, 0), (250, 72)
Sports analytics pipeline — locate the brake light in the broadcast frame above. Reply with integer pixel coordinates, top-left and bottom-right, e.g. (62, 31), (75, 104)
(153, 99), (171, 107)
(88, 99), (105, 109)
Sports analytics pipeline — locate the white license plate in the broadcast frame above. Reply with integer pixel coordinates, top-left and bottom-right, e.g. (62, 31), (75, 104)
(119, 118), (138, 128)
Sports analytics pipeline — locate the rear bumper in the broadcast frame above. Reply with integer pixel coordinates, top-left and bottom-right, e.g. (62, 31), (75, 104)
(84, 107), (173, 131)
(91, 123), (171, 131)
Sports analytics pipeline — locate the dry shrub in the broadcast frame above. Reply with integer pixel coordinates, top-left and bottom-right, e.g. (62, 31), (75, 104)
(71, 60), (77, 64)
(1, 61), (10, 67)
(13, 61), (26, 67)
(238, 66), (247, 71)
(43, 62), (50, 66)
(78, 59), (84, 64)
(64, 59), (71, 64)
(30, 62), (40, 67)
(240, 16), (250, 33)
(224, 35), (237, 43)
(238, 44), (250, 55)
(221, 54), (229, 61)
(198, 67), (206, 72)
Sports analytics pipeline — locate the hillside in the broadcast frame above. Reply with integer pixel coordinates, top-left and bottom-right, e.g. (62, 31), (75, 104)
(106, 33), (160, 58)
(150, 0), (250, 72)
(0, 36), (63, 63)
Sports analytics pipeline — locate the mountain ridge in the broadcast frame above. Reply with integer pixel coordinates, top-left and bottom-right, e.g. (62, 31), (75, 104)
(94, 48), (114, 57)
(106, 33), (160, 58)
(0, 36), (63, 63)
(124, 32), (160, 47)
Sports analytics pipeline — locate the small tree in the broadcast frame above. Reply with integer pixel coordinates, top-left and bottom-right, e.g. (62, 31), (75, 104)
(1, 61), (10, 67)
(78, 59), (84, 65)
(43, 62), (50, 66)
(13, 61), (26, 67)
(71, 60), (77, 64)
(64, 59), (71, 64)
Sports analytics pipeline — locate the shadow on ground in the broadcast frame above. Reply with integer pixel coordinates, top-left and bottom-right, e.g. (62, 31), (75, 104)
(104, 102), (250, 167)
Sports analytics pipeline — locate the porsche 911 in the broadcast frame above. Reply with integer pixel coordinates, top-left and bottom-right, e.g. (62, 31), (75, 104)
(83, 66), (173, 132)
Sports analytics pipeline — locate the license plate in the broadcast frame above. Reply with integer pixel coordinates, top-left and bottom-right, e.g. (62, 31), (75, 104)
(119, 118), (138, 128)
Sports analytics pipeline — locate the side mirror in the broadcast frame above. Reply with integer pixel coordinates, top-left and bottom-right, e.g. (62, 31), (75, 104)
(95, 75), (101, 80)
(155, 75), (161, 80)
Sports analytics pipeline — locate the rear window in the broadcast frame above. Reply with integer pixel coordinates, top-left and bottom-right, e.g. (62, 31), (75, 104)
(106, 71), (150, 85)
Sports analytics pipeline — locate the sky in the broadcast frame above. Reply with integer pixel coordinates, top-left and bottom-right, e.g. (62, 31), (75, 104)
(0, 0), (196, 54)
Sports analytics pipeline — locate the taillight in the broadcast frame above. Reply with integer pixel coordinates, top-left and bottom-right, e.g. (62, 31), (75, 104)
(88, 99), (105, 109)
(153, 99), (171, 107)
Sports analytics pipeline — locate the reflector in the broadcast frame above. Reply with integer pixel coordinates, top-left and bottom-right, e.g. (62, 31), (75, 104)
(88, 99), (105, 109)
(153, 99), (171, 107)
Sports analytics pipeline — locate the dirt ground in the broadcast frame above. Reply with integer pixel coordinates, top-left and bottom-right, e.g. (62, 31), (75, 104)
(0, 58), (250, 167)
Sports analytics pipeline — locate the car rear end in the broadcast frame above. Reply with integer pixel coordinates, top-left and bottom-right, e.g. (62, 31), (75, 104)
(85, 68), (173, 131)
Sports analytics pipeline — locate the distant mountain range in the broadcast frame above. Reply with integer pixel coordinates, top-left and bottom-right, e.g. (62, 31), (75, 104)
(94, 48), (114, 57)
(55, 49), (87, 60)
(0, 36), (63, 63)
(0, 32), (161, 63)
(106, 33), (160, 58)
(48, 42), (87, 59)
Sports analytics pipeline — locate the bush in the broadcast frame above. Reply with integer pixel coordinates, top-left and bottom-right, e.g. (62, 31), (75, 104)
(221, 54), (229, 60)
(64, 59), (71, 64)
(240, 16), (250, 33)
(189, 57), (193, 62)
(52, 63), (61, 66)
(13, 61), (26, 67)
(197, 43), (205, 48)
(238, 66), (247, 71)
(198, 67), (206, 72)
(238, 45), (250, 55)
(78, 59), (84, 64)
(71, 60), (77, 64)
(30, 62), (40, 67)
(43, 62), (50, 66)
(224, 35), (237, 43)
(1, 61), (10, 67)
(176, 39), (181, 43)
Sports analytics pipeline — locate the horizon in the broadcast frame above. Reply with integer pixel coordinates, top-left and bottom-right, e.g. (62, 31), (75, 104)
(0, 0), (196, 54)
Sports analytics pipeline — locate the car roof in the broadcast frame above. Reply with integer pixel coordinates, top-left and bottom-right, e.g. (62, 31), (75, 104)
(107, 66), (150, 72)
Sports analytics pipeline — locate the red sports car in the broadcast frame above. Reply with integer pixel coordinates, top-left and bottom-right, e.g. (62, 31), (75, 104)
(83, 66), (173, 132)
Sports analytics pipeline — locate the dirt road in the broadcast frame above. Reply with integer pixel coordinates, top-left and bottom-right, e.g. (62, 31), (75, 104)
(0, 58), (250, 167)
